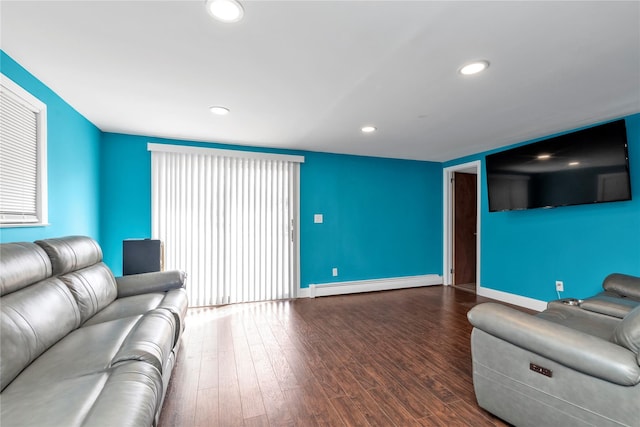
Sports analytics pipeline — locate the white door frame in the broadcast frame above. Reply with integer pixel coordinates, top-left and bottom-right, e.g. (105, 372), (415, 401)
(443, 160), (481, 288)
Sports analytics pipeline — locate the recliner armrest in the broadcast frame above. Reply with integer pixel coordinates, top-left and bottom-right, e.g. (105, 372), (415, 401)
(116, 270), (186, 298)
(468, 302), (640, 386)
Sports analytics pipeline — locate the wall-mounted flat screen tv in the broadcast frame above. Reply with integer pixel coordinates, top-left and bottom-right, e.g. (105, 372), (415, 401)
(486, 119), (631, 212)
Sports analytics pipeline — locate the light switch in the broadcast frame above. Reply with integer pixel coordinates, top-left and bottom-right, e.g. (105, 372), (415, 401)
(314, 214), (323, 224)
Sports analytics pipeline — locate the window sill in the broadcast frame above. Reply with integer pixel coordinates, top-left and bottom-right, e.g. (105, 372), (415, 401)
(0, 222), (50, 228)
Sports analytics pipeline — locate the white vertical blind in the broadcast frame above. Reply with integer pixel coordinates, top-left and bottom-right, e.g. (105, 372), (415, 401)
(150, 144), (301, 307)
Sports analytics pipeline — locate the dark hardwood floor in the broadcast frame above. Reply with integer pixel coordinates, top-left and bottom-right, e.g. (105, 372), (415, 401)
(158, 285), (516, 426)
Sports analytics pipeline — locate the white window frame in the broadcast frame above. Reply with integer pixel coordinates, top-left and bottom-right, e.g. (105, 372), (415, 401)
(0, 73), (48, 227)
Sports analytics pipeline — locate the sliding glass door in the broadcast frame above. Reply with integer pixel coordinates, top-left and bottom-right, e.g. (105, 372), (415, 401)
(150, 144), (302, 307)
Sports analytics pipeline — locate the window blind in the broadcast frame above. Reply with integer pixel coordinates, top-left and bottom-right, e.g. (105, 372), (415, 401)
(0, 75), (46, 225)
(149, 144), (302, 307)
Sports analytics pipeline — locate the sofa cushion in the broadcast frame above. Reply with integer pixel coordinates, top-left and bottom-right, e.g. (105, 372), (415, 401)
(1, 369), (111, 426)
(580, 291), (640, 318)
(80, 362), (163, 427)
(611, 304), (640, 354)
(603, 273), (640, 300)
(84, 289), (188, 347)
(0, 242), (52, 296)
(10, 309), (177, 391)
(0, 361), (162, 427)
(537, 305), (620, 340)
(60, 263), (118, 324)
(35, 235), (103, 275)
(82, 293), (165, 326)
(0, 277), (81, 391)
(10, 316), (141, 389)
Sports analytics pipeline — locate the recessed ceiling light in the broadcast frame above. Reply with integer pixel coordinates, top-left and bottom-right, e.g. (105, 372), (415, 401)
(568, 161), (580, 166)
(210, 106), (230, 115)
(361, 126), (377, 133)
(205, 0), (244, 23)
(537, 154), (551, 160)
(459, 60), (490, 75)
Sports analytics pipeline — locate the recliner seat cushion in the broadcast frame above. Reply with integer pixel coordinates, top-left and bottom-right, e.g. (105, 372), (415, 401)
(537, 305), (620, 340)
(11, 309), (177, 389)
(83, 289), (188, 347)
(0, 361), (162, 427)
(81, 361), (163, 427)
(10, 316), (141, 388)
(35, 236), (103, 276)
(82, 293), (165, 326)
(580, 291), (640, 318)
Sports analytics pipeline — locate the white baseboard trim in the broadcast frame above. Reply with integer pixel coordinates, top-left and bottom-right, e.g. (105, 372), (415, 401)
(297, 287), (310, 298)
(306, 274), (442, 298)
(476, 286), (547, 312)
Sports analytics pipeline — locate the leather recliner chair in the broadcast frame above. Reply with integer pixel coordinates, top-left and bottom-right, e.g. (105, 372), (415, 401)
(467, 273), (640, 427)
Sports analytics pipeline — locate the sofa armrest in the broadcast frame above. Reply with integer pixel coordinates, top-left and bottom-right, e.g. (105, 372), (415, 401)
(468, 303), (640, 386)
(116, 270), (186, 298)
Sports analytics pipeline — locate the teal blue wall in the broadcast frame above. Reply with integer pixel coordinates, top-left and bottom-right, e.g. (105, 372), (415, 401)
(301, 152), (442, 285)
(100, 133), (443, 285)
(445, 114), (640, 301)
(0, 51), (101, 243)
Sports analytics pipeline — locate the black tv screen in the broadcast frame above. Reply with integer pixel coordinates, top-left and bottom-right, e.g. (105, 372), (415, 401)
(486, 119), (631, 212)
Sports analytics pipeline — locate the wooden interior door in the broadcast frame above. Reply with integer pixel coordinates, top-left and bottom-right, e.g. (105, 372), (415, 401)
(453, 172), (477, 287)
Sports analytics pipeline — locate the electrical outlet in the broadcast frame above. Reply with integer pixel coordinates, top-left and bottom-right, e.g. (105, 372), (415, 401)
(332, 267), (338, 277)
(555, 280), (564, 292)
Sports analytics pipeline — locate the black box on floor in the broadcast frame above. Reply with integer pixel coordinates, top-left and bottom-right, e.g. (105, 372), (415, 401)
(123, 239), (164, 275)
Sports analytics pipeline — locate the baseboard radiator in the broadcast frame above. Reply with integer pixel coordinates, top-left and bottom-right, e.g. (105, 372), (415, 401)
(307, 274), (442, 298)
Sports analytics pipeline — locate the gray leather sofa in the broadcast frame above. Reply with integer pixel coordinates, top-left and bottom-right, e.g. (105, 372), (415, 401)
(467, 273), (640, 427)
(0, 236), (188, 427)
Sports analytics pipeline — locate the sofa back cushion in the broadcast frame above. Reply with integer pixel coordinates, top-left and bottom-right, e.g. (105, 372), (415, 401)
(603, 273), (640, 300)
(0, 277), (81, 391)
(60, 263), (118, 324)
(35, 236), (103, 276)
(0, 242), (52, 296)
(611, 304), (640, 355)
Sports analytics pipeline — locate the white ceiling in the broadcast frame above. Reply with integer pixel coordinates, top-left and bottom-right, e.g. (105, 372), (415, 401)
(1, 0), (639, 162)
